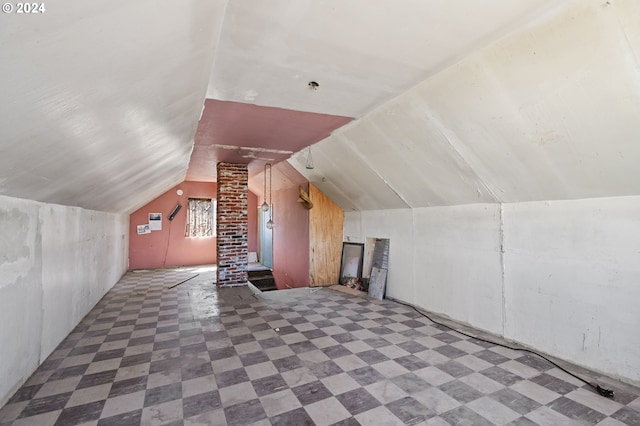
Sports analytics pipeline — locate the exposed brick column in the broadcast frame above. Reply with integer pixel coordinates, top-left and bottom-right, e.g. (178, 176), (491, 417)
(216, 162), (248, 287)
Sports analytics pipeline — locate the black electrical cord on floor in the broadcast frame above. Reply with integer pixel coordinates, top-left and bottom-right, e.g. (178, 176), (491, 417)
(162, 220), (173, 268)
(387, 297), (615, 399)
(168, 274), (199, 289)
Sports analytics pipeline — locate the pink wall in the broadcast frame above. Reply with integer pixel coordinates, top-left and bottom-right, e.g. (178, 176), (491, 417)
(129, 181), (258, 270)
(266, 163), (310, 289)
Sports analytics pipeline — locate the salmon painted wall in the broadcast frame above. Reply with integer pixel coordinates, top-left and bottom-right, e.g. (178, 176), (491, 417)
(267, 163), (310, 289)
(129, 181), (258, 269)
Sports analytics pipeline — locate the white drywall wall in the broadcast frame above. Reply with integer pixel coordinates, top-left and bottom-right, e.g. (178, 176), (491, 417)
(345, 205), (503, 335)
(344, 209), (414, 304)
(503, 196), (640, 384)
(345, 196), (640, 385)
(0, 197), (43, 408)
(412, 205), (504, 335)
(0, 195), (128, 405)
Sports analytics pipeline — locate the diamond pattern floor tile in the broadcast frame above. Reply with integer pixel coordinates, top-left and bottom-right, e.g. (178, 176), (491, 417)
(1, 267), (639, 425)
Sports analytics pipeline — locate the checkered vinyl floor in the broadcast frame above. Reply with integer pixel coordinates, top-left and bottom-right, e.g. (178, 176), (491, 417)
(1, 267), (639, 426)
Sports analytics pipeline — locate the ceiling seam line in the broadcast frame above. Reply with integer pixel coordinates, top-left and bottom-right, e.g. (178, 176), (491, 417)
(336, 132), (412, 210)
(424, 109), (501, 203)
(206, 0), (231, 98)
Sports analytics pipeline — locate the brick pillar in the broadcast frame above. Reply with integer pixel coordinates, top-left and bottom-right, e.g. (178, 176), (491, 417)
(216, 162), (248, 287)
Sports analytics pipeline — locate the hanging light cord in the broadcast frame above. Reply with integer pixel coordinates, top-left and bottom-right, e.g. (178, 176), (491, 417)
(268, 163), (273, 220)
(261, 163), (270, 213)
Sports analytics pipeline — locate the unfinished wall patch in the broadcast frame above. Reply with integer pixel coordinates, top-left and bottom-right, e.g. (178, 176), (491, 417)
(0, 200), (40, 290)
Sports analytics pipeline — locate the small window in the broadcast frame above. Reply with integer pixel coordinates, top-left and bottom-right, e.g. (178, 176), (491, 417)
(185, 198), (216, 238)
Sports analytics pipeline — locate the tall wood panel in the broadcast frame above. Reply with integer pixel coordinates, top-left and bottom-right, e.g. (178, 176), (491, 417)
(309, 184), (344, 286)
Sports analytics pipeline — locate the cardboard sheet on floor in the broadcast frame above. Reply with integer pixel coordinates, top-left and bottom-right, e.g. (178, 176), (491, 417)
(330, 284), (366, 297)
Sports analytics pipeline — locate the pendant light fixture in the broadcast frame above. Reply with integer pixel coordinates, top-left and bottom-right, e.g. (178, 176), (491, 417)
(305, 146), (314, 170)
(260, 162), (270, 213)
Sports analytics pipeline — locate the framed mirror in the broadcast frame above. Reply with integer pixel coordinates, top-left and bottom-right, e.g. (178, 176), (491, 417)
(339, 242), (364, 284)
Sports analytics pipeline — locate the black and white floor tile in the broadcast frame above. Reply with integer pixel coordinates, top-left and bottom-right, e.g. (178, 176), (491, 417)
(1, 267), (639, 425)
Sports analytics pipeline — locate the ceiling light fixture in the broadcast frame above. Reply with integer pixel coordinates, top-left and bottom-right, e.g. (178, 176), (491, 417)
(306, 146), (314, 170)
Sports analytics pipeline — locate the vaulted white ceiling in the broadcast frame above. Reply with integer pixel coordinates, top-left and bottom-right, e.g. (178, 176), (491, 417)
(4, 0), (638, 214)
(0, 0), (227, 212)
(207, 0), (572, 118)
(289, 0), (640, 211)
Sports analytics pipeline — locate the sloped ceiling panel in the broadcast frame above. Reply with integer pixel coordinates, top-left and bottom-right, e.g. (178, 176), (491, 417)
(0, 0), (227, 213)
(415, 0), (640, 203)
(208, 0), (573, 117)
(291, 0), (640, 209)
(337, 103), (499, 208)
(289, 134), (410, 211)
(289, 99), (500, 210)
(248, 160), (307, 198)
